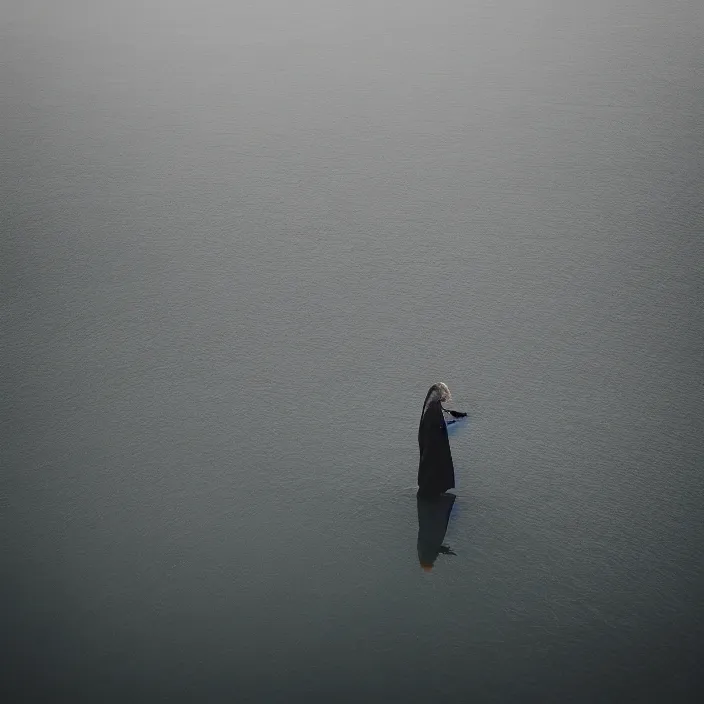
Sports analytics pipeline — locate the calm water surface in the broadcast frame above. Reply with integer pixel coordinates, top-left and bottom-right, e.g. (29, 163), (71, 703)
(3, 1), (703, 702)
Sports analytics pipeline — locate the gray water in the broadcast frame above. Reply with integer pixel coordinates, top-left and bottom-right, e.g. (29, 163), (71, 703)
(3, 1), (703, 702)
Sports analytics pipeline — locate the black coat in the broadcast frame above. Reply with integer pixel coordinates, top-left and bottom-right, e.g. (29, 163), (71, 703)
(417, 398), (455, 496)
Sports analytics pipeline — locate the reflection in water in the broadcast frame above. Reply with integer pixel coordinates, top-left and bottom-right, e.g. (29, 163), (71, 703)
(417, 493), (457, 572)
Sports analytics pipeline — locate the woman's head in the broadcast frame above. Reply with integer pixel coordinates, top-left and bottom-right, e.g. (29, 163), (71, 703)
(435, 382), (451, 403)
(425, 382), (452, 406)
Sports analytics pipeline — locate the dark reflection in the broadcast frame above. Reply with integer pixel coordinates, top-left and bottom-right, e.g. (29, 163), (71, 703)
(417, 493), (456, 572)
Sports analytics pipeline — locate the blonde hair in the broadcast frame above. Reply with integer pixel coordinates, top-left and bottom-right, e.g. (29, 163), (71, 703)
(422, 382), (452, 415)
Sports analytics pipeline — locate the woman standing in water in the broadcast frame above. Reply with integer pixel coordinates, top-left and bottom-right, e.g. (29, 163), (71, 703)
(417, 382), (466, 497)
